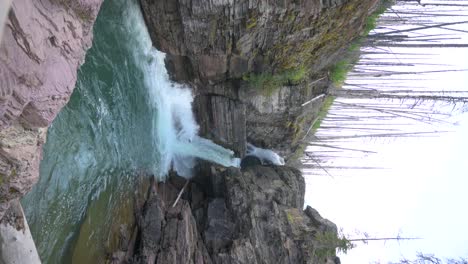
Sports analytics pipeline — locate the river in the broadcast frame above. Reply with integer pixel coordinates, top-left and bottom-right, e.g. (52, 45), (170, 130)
(21, 0), (238, 262)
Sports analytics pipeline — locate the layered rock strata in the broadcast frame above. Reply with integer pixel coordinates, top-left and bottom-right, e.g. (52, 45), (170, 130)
(0, 0), (103, 219)
(114, 164), (339, 264)
(141, 0), (379, 158)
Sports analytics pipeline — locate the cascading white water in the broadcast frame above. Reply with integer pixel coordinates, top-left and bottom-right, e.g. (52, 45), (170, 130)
(246, 143), (285, 165)
(22, 1), (239, 263)
(126, 1), (240, 178)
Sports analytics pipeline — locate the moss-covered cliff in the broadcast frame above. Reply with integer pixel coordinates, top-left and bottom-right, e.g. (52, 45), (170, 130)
(140, 0), (379, 159)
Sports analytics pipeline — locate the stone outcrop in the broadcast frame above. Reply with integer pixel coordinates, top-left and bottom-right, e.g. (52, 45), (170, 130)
(140, 0), (379, 158)
(119, 165), (339, 264)
(241, 79), (328, 160)
(141, 0), (376, 82)
(0, 0), (103, 219)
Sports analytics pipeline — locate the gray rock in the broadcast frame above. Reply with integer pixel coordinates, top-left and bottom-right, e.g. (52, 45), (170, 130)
(240, 155), (262, 169)
(133, 180), (213, 264)
(204, 198), (234, 253)
(140, 0), (380, 164)
(305, 206), (338, 234)
(194, 94), (247, 156)
(138, 190), (165, 264)
(130, 165), (339, 264)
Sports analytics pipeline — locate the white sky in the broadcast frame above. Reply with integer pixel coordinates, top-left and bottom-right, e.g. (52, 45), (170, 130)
(303, 1), (468, 263)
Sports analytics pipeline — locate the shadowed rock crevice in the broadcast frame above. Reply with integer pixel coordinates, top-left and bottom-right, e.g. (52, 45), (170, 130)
(122, 165), (339, 264)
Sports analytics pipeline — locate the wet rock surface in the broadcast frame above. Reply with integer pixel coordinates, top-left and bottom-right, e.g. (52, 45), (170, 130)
(120, 165), (338, 264)
(0, 0), (381, 261)
(140, 0), (379, 160)
(0, 0), (103, 219)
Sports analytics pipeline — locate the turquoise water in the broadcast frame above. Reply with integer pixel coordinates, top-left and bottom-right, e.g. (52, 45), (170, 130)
(22, 0), (238, 262)
(22, 1), (157, 262)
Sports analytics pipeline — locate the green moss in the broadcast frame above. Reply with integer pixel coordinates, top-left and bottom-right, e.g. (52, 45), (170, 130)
(51, 0), (94, 22)
(312, 96), (335, 132)
(286, 11), (297, 23)
(348, 41), (360, 52)
(330, 60), (351, 86)
(328, 0), (391, 88)
(75, 7), (94, 22)
(315, 231), (355, 256)
(245, 66), (308, 96)
(286, 211), (294, 223)
(288, 67), (307, 83)
(362, 1), (390, 36)
(289, 143), (307, 162)
(289, 115), (307, 145)
(246, 17), (257, 30)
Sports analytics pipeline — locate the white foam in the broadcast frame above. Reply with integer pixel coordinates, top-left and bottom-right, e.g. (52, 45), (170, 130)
(246, 143), (285, 166)
(126, 2), (239, 179)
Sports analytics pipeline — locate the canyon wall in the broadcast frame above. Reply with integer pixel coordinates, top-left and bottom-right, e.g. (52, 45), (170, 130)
(0, 0), (103, 220)
(0, 0), (380, 262)
(140, 0), (379, 158)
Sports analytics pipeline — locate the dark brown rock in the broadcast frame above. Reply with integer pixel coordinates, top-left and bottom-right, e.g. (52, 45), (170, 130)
(129, 165), (338, 264)
(133, 180), (213, 264)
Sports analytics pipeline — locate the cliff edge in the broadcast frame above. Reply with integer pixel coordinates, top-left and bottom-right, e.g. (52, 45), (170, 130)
(110, 164), (339, 264)
(0, 0), (103, 223)
(140, 0), (379, 159)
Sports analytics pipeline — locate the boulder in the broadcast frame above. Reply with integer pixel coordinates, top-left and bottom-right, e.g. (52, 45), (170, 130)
(128, 165), (339, 264)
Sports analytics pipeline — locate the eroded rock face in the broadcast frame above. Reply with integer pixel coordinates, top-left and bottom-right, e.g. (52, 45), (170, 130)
(128, 165), (338, 264)
(242, 79), (328, 160)
(0, 0), (103, 219)
(140, 0), (379, 159)
(140, 0), (372, 81)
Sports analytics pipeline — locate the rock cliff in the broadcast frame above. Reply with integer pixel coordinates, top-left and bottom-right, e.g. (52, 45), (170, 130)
(0, 0), (381, 262)
(140, 0), (379, 159)
(112, 164), (339, 264)
(0, 0), (103, 219)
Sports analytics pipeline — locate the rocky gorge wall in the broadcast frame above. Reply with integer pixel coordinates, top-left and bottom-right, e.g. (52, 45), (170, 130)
(140, 0), (379, 159)
(0, 0), (102, 223)
(108, 165), (340, 264)
(133, 0), (380, 263)
(0, 0), (379, 222)
(0, 0), (380, 262)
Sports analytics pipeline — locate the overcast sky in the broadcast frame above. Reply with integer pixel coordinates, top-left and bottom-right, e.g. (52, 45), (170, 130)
(303, 1), (468, 262)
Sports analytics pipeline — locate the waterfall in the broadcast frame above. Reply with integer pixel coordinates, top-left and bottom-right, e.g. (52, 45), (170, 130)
(22, 0), (238, 262)
(246, 143), (285, 166)
(126, 1), (239, 178)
